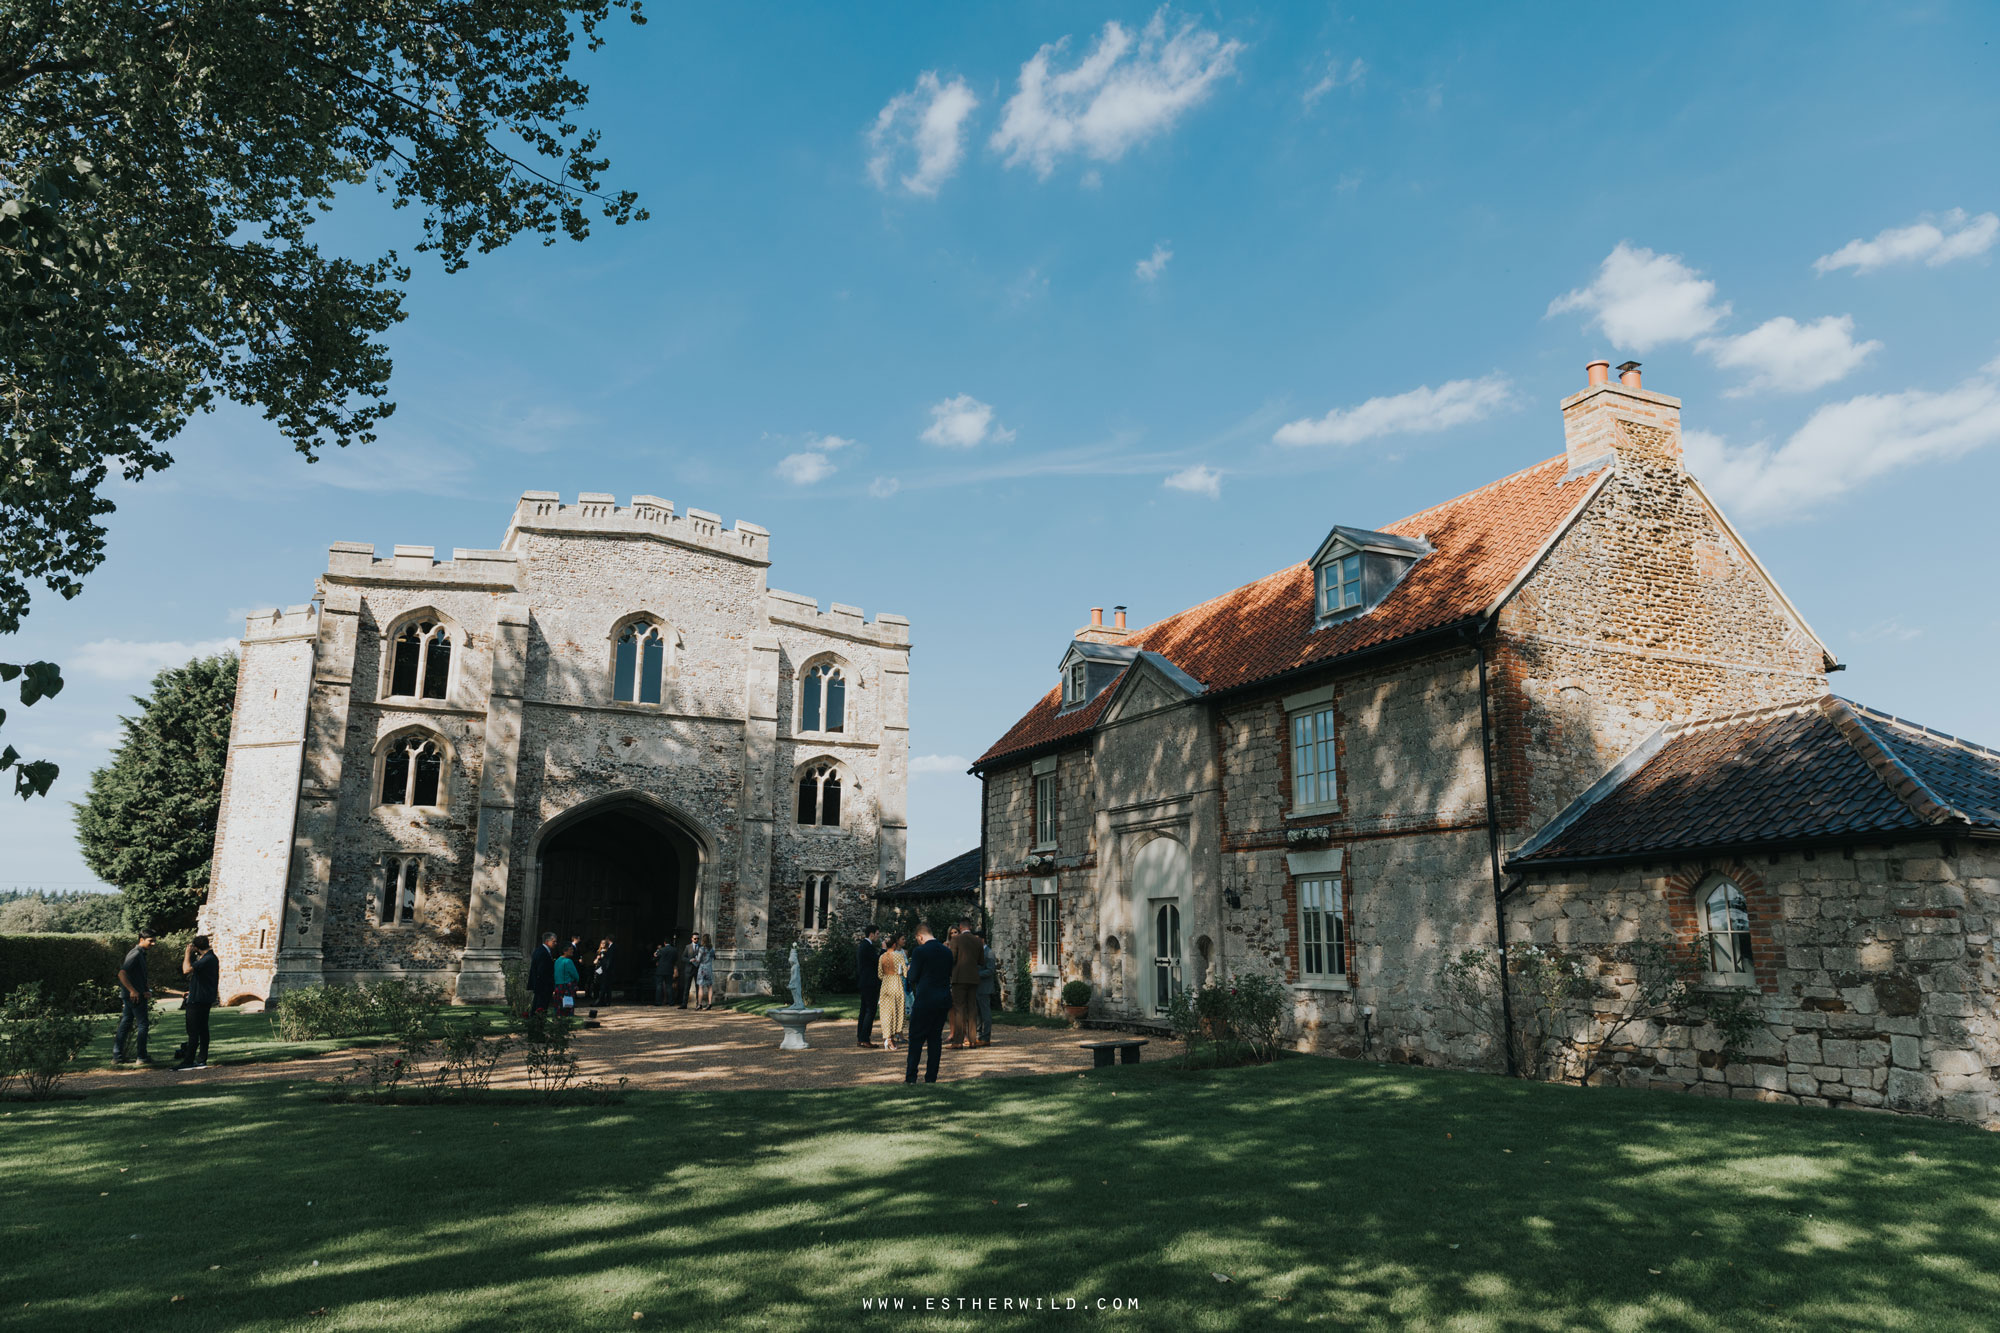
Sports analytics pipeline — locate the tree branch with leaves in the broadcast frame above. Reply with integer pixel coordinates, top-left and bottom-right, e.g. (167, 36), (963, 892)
(0, 0), (647, 791)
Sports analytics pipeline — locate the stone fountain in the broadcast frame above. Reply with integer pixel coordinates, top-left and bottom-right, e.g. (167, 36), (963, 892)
(767, 943), (825, 1051)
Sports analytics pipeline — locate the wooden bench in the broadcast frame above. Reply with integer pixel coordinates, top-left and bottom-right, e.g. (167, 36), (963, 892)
(1080, 1038), (1149, 1068)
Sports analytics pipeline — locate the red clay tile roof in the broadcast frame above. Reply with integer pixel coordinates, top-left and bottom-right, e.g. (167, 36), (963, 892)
(976, 454), (1603, 768)
(1510, 696), (2000, 868)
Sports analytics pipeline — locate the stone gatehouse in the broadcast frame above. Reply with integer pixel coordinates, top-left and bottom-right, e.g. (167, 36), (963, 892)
(202, 492), (910, 1003)
(972, 361), (2000, 1126)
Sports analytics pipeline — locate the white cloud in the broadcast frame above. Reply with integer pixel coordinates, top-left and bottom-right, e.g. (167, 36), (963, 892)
(868, 72), (979, 197)
(1135, 242), (1173, 281)
(1698, 315), (1881, 395)
(1274, 375), (1514, 447)
(922, 394), (1013, 448)
(1547, 242), (1730, 352)
(1684, 362), (2000, 523)
(990, 10), (1243, 178)
(1814, 209), (2000, 275)
(73, 639), (238, 681)
(776, 452), (835, 485)
(775, 434), (855, 486)
(868, 476), (900, 499)
(1162, 464), (1221, 498)
(910, 754), (971, 774)
(1303, 56), (1366, 107)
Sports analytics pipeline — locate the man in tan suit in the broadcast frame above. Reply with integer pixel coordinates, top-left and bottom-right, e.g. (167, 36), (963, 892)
(948, 919), (985, 1048)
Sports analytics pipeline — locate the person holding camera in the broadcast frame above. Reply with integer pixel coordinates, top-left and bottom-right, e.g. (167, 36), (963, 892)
(175, 936), (221, 1071)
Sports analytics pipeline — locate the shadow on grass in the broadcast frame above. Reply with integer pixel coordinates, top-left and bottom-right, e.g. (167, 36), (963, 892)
(3, 1059), (2000, 1331)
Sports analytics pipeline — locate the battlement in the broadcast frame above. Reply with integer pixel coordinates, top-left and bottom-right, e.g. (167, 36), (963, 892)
(766, 588), (911, 647)
(502, 491), (771, 566)
(240, 604), (320, 643)
(322, 541), (523, 588)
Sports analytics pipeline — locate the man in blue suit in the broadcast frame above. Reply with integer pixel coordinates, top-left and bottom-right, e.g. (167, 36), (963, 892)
(903, 922), (955, 1083)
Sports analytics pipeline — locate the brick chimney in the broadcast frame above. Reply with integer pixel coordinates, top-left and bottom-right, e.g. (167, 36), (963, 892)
(1560, 359), (1682, 476)
(1074, 604), (1132, 645)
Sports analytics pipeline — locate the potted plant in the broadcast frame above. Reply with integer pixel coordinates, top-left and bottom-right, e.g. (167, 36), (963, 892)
(1060, 979), (1093, 1023)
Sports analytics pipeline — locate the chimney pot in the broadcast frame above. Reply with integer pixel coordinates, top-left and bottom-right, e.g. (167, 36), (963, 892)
(1113, 606), (1128, 631)
(1090, 607), (1104, 628)
(1586, 359), (1611, 388)
(1617, 361), (1642, 389)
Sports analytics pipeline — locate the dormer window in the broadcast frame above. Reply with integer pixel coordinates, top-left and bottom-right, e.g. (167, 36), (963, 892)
(1066, 661), (1086, 704)
(1317, 553), (1362, 616)
(1309, 526), (1432, 629)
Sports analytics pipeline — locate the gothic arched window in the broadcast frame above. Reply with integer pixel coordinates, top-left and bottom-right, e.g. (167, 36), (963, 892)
(796, 763), (842, 827)
(615, 619), (667, 704)
(381, 857), (421, 925)
(801, 662), (845, 733)
(389, 619), (451, 700)
(1704, 880), (1753, 975)
(802, 873), (834, 932)
(380, 733), (445, 807)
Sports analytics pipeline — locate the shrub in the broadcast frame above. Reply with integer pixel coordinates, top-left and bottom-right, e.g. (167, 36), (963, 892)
(763, 942), (795, 1004)
(1226, 973), (1288, 1061)
(514, 1010), (581, 1100)
(270, 978), (451, 1042)
(271, 985), (365, 1040)
(0, 933), (137, 1009)
(364, 978), (448, 1039)
(1060, 979), (1092, 1007)
(0, 983), (101, 1099)
(1012, 953), (1031, 1014)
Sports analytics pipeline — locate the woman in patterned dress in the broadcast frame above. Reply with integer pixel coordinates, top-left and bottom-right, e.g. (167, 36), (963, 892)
(878, 932), (909, 1050)
(694, 933), (717, 1009)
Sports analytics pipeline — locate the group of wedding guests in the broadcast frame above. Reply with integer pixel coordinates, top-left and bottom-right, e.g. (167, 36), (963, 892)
(855, 919), (996, 1083)
(524, 930), (714, 1014)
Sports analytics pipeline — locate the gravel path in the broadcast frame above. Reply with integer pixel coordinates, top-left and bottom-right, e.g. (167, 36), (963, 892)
(65, 1006), (1175, 1095)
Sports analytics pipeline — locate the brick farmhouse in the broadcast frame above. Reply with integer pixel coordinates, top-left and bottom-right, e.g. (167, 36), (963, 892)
(972, 362), (2000, 1126)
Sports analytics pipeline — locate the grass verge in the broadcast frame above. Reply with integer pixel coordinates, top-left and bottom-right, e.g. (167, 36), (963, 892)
(5, 1058), (2000, 1329)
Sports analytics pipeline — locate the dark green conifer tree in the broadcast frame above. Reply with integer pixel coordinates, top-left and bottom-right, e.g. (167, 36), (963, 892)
(74, 653), (238, 932)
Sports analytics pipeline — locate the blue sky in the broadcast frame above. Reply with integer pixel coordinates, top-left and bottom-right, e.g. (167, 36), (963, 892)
(6, 3), (1999, 893)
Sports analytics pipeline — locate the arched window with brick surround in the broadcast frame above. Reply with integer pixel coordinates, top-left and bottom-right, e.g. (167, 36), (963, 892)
(1703, 879), (1753, 975)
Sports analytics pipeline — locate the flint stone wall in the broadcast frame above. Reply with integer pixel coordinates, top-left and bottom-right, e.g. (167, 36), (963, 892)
(1513, 844), (2000, 1125)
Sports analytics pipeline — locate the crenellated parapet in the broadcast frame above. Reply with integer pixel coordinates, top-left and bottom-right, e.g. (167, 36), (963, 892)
(239, 604), (321, 642)
(322, 542), (522, 589)
(765, 588), (911, 647)
(502, 491), (771, 566)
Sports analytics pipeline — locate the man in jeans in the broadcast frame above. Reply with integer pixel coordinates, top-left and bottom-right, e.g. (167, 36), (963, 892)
(112, 930), (156, 1064)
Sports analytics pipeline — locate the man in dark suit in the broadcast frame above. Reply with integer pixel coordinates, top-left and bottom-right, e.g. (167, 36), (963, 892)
(903, 923), (955, 1083)
(527, 931), (557, 1014)
(653, 937), (679, 1006)
(948, 918), (984, 1049)
(855, 924), (882, 1048)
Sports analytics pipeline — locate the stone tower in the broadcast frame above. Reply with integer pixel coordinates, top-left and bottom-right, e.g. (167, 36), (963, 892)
(200, 492), (910, 1002)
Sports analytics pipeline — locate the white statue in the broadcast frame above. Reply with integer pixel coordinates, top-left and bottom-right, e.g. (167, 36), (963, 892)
(788, 941), (805, 1008)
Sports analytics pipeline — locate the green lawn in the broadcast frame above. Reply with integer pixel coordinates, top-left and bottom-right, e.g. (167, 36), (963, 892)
(78, 1005), (515, 1070)
(5, 1059), (1999, 1331)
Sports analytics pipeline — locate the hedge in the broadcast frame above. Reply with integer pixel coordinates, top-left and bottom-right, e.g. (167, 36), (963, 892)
(0, 933), (137, 1008)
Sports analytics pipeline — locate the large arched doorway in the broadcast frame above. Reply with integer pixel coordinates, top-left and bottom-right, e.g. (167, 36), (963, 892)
(533, 800), (703, 1000)
(1128, 835), (1190, 1019)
